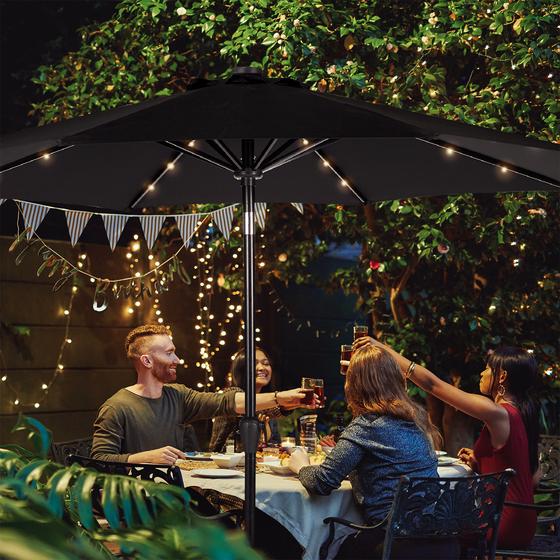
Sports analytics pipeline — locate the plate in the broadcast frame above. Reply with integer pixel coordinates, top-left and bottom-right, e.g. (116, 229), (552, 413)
(191, 468), (242, 478)
(438, 456), (459, 466)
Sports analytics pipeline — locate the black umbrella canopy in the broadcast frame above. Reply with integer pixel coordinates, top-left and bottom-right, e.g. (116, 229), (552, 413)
(1, 67), (559, 544)
(1, 69), (558, 210)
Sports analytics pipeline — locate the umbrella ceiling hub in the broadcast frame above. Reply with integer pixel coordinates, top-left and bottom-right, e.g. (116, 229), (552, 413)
(234, 168), (264, 181)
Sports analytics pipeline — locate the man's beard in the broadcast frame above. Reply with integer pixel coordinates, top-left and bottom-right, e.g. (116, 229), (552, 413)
(153, 364), (176, 383)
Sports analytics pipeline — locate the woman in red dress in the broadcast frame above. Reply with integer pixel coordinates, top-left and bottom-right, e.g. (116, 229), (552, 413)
(353, 339), (540, 549)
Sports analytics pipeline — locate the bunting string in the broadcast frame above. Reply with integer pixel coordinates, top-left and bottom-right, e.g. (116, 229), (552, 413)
(6, 199), (240, 251)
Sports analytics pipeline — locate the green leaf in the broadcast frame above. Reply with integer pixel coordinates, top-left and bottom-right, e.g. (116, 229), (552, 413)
(131, 482), (153, 526)
(11, 416), (52, 458)
(47, 468), (74, 518)
(101, 476), (121, 530)
(74, 470), (98, 530)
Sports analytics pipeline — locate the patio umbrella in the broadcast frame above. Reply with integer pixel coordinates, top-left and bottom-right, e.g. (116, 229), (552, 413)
(1, 67), (559, 542)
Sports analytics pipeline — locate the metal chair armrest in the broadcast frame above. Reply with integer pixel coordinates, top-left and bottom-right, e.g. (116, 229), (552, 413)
(196, 508), (244, 527)
(320, 516), (387, 560)
(322, 516), (385, 531)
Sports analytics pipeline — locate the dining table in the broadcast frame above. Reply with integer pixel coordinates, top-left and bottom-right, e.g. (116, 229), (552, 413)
(179, 458), (472, 560)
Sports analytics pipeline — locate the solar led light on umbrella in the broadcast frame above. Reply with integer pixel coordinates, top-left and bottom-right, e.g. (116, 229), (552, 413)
(1, 66), (559, 543)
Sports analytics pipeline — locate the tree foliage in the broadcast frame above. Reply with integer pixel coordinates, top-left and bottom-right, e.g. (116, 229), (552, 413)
(28, 0), (560, 410)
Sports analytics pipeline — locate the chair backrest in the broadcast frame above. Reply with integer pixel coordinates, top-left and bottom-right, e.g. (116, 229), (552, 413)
(51, 437), (93, 465)
(539, 435), (560, 484)
(67, 454), (183, 487)
(383, 469), (515, 560)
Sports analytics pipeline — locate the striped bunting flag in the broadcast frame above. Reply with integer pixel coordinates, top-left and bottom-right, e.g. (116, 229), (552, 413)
(255, 202), (267, 230)
(139, 215), (166, 250)
(291, 202), (304, 214)
(175, 214), (199, 246)
(212, 205), (235, 240)
(102, 214), (129, 251)
(65, 210), (92, 246)
(20, 201), (50, 239)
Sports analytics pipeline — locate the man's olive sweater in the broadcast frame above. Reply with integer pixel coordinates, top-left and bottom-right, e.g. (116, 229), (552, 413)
(92, 384), (237, 462)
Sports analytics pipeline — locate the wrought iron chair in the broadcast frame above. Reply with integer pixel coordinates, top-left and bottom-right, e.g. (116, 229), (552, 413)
(496, 435), (560, 559)
(320, 469), (515, 560)
(186, 486), (244, 529)
(67, 454), (183, 485)
(50, 437), (93, 465)
(67, 455), (243, 527)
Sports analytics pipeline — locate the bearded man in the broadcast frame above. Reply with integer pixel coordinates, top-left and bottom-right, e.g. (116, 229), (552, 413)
(92, 324), (310, 464)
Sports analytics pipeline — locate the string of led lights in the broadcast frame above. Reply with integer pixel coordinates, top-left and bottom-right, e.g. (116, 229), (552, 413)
(1, 278), (77, 409)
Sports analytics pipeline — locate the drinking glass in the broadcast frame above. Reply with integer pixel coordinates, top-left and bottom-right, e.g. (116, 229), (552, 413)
(299, 414), (318, 453)
(301, 377), (325, 408)
(340, 344), (352, 375)
(353, 324), (368, 341)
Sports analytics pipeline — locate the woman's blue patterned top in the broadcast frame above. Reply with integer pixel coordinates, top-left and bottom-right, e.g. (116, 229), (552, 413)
(298, 413), (437, 524)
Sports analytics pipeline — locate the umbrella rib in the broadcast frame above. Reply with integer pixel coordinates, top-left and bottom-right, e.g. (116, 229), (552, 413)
(207, 139), (242, 170)
(258, 138), (299, 168)
(417, 138), (560, 190)
(159, 140), (235, 173)
(261, 138), (336, 173)
(315, 149), (367, 204)
(0, 145), (75, 174)
(254, 139), (278, 169)
(129, 152), (184, 208)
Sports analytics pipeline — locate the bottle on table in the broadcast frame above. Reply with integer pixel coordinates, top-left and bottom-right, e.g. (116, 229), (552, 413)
(226, 434), (236, 454)
(258, 420), (268, 452)
(234, 419), (244, 453)
(332, 413), (346, 443)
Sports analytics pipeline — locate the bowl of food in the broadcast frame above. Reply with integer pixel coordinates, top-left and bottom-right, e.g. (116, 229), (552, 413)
(211, 453), (244, 468)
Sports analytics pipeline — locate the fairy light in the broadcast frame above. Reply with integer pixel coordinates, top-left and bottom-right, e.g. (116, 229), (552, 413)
(6, 279), (78, 409)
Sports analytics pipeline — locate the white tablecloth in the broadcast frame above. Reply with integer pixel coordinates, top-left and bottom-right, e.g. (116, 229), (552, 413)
(181, 463), (472, 560)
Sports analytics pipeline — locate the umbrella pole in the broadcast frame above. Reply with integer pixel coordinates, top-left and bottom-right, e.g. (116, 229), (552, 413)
(240, 138), (259, 545)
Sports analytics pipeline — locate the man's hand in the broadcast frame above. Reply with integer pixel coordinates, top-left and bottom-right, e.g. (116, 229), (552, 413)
(277, 388), (320, 410)
(128, 446), (186, 465)
(457, 447), (478, 471)
(289, 447), (310, 475)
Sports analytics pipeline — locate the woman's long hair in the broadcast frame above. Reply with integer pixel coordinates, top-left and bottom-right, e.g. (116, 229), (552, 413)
(345, 345), (441, 448)
(231, 347), (275, 393)
(487, 347), (540, 474)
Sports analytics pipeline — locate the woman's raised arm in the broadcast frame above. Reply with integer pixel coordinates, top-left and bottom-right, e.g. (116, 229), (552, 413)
(353, 337), (510, 447)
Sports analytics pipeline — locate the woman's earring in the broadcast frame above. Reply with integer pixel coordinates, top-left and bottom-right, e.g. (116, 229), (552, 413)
(497, 384), (506, 397)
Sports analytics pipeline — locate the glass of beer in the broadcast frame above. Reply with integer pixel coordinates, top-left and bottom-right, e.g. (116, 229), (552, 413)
(301, 378), (325, 408)
(353, 324), (368, 341)
(340, 344), (352, 375)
